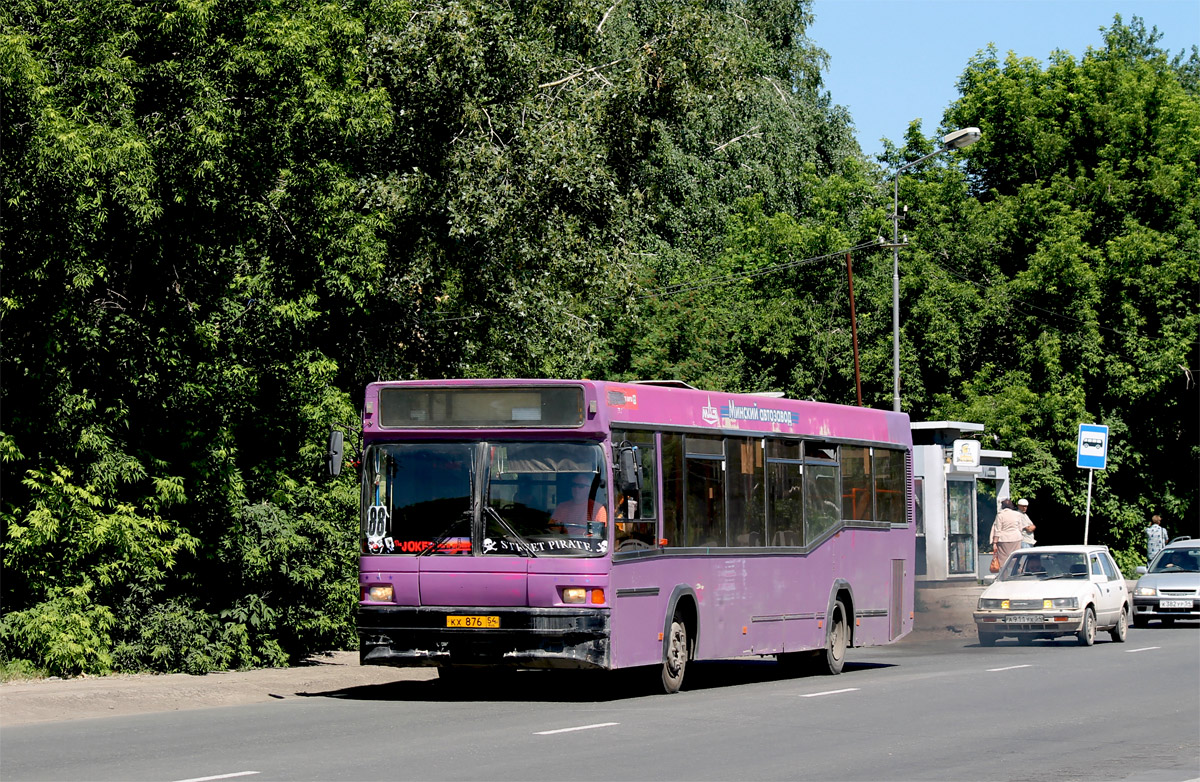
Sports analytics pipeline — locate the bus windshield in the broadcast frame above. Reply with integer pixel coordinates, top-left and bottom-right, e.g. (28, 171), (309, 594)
(361, 441), (609, 557)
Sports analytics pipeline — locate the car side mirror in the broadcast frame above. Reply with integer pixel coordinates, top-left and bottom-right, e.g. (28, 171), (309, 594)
(327, 429), (345, 477)
(1135, 566), (1147, 575)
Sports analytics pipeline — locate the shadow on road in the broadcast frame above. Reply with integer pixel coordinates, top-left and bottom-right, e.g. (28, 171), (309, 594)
(297, 658), (895, 704)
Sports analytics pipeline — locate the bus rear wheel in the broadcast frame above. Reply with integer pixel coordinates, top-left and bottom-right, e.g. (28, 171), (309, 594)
(661, 612), (689, 694)
(817, 600), (848, 675)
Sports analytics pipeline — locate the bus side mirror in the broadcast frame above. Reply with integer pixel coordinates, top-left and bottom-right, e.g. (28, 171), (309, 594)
(616, 443), (641, 496)
(328, 429), (345, 477)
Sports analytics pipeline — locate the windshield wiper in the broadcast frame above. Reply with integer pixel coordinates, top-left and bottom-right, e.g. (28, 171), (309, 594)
(418, 509), (472, 557)
(484, 505), (537, 557)
(1044, 573), (1086, 579)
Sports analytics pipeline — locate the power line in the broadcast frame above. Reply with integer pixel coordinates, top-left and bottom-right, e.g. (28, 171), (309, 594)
(639, 239), (881, 300)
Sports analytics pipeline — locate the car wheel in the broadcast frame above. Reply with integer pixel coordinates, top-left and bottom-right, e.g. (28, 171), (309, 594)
(661, 611), (689, 694)
(1077, 607), (1096, 646)
(1132, 614), (1149, 629)
(1109, 606), (1129, 643)
(978, 630), (998, 647)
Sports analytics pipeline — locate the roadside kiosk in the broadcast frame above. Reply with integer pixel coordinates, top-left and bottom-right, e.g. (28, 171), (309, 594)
(912, 421), (1013, 582)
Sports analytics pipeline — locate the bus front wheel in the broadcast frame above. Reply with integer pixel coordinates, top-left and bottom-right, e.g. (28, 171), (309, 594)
(661, 611), (689, 694)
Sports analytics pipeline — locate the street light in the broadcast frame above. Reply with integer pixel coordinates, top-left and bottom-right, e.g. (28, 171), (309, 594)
(888, 126), (981, 413)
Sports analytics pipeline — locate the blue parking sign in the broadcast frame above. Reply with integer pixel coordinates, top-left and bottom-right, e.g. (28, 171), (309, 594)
(1077, 424), (1109, 470)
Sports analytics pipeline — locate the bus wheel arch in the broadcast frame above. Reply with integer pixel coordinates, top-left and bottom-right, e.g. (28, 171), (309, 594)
(660, 587), (698, 694)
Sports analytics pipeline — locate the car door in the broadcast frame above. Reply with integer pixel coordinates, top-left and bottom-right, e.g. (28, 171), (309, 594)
(1100, 551), (1128, 622)
(1089, 553), (1121, 625)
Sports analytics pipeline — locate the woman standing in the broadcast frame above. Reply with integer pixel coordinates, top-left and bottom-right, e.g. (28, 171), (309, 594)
(990, 498), (1025, 569)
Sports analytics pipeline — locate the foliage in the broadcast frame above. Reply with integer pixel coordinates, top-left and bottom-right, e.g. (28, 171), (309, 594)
(2, 2), (1195, 676)
(925, 16), (1199, 557)
(2, 0), (384, 675)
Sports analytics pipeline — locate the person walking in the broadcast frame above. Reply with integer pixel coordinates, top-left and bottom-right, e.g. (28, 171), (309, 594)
(991, 498), (1025, 569)
(1017, 498), (1036, 548)
(1146, 514), (1169, 562)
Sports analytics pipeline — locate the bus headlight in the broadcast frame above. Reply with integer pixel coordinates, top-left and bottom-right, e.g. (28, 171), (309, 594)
(367, 585), (394, 602)
(563, 587), (587, 603)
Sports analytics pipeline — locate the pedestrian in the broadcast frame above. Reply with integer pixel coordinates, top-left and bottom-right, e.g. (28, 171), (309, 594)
(1146, 514), (1168, 562)
(990, 498), (1025, 570)
(1017, 498), (1036, 548)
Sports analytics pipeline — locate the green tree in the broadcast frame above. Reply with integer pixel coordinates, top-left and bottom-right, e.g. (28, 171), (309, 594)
(916, 16), (1200, 562)
(2, 0), (388, 674)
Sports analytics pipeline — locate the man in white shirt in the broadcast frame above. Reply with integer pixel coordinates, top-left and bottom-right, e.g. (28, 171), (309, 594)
(1017, 498), (1036, 548)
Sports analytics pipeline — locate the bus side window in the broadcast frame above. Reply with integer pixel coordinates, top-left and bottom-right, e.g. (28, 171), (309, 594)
(804, 441), (840, 543)
(873, 448), (907, 525)
(684, 435), (725, 547)
(766, 439), (802, 548)
(727, 436), (764, 547)
(613, 431), (659, 551)
(661, 433), (684, 548)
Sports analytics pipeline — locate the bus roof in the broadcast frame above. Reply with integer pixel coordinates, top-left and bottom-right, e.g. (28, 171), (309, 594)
(363, 379), (911, 446)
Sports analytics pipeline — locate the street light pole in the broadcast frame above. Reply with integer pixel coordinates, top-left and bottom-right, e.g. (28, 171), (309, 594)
(888, 127), (982, 413)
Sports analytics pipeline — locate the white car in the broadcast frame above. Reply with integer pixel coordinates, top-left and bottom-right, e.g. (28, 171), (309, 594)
(974, 545), (1130, 646)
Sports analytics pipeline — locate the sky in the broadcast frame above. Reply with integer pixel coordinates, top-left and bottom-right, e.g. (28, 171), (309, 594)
(809, 0), (1200, 159)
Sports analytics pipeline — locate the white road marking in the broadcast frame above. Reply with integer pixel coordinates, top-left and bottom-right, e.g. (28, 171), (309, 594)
(535, 722), (620, 735)
(1126, 646), (1162, 653)
(801, 688), (860, 697)
(987, 664), (1033, 672)
(172, 773), (260, 782)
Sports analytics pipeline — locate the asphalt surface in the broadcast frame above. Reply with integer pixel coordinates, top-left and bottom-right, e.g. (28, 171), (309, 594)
(2, 625), (1197, 782)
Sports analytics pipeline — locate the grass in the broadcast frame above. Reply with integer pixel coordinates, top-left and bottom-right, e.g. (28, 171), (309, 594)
(0, 658), (48, 682)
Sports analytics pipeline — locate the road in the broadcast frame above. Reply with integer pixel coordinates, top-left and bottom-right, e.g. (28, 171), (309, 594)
(2, 627), (1197, 782)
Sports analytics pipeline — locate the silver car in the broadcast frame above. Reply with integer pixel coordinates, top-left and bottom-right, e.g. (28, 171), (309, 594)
(1133, 537), (1200, 627)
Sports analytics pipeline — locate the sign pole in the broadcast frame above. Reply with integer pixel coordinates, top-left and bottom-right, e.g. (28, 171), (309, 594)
(1076, 423), (1109, 546)
(1083, 468), (1094, 545)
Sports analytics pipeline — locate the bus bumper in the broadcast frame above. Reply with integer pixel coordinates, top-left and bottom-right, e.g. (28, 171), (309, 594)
(357, 606), (611, 670)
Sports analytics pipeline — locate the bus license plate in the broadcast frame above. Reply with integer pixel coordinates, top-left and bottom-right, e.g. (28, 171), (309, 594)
(447, 616), (499, 629)
(1160, 600), (1192, 609)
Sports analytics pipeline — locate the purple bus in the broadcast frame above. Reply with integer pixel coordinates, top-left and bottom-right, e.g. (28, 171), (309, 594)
(339, 379), (915, 693)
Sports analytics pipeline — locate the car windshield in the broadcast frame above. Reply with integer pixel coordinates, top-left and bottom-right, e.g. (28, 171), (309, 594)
(1148, 547), (1200, 574)
(998, 551), (1088, 581)
(360, 441), (609, 557)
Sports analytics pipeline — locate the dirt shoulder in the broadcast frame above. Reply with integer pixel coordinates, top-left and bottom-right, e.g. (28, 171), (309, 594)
(0, 652), (436, 727)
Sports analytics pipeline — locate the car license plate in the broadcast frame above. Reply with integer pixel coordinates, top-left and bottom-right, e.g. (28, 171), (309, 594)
(1159, 599), (1193, 609)
(447, 616), (499, 629)
(1006, 615), (1042, 623)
